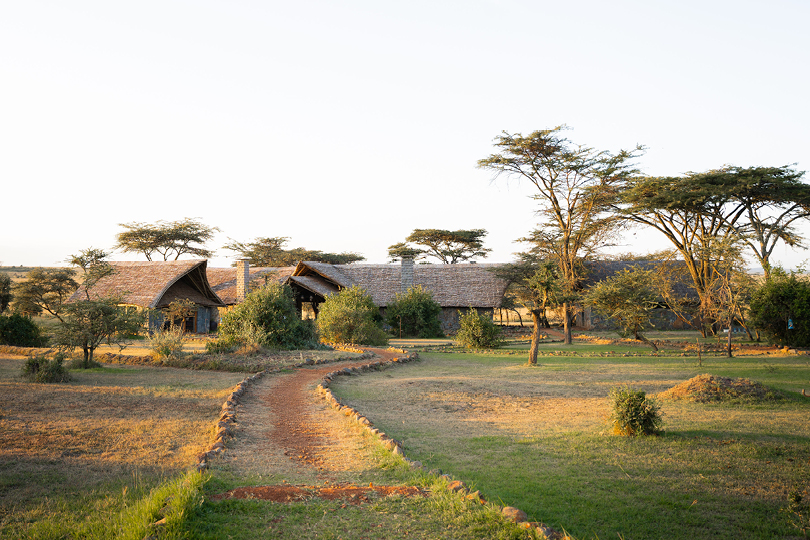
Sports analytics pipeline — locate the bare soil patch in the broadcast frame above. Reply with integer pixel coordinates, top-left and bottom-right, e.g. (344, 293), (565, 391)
(211, 483), (426, 504)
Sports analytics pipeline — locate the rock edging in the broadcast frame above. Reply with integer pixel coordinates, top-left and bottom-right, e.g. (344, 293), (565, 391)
(313, 350), (569, 540)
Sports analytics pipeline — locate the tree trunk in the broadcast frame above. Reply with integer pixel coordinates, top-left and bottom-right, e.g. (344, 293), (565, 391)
(528, 310), (542, 365)
(563, 303), (572, 345)
(726, 317), (733, 358)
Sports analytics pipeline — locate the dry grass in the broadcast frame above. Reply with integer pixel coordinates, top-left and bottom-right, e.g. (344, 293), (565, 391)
(0, 354), (246, 517)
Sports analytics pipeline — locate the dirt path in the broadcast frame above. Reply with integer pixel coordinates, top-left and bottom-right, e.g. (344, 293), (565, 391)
(214, 348), (403, 493)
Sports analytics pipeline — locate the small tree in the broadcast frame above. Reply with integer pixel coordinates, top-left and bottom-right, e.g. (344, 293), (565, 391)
(218, 283), (317, 349)
(317, 286), (388, 346)
(54, 248), (146, 367)
(115, 218), (220, 261)
(55, 299), (146, 368)
(584, 266), (660, 351)
(385, 285), (443, 338)
(388, 229), (491, 264)
(493, 257), (562, 365)
(455, 308), (503, 349)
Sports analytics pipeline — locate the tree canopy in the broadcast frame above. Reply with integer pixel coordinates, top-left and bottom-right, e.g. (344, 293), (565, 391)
(479, 126), (643, 345)
(618, 165), (810, 334)
(115, 218), (219, 261)
(388, 229), (491, 264)
(224, 236), (365, 267)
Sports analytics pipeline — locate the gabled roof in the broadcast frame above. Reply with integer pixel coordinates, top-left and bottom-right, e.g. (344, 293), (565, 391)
(289, 262), (508, 309)
(69, 260), (225, 308)
(207, 266), (294, 304)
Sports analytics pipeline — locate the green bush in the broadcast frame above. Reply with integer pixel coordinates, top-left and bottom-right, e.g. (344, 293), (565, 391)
(148, 327), (186, 362)
(22, 352), (70, 383)
(609, 386), (663, 436)
(219, 283), (318, 350)
(385, 285), (443, 338)
(0, 313), (46, 347)
(455, 308), (503, 349)
(205, 337), (238, 355)
(749, 269), (810, 347)
(317, 286), (388, 346)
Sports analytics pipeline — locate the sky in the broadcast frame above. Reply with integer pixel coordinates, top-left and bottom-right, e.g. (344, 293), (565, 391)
(2, 1), (809, 270)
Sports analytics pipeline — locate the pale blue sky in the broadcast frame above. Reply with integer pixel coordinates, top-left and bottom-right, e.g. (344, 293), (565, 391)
(2, 1), (808, 269)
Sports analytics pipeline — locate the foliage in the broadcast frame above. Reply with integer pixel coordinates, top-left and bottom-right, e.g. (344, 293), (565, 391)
(493, 257), (561, 364)
(218, 282), (318, 349)
(0, 313), (46, 347)
(162, 299), (197, 330)
(115, 217), (220, 261)
(148, 326), (186, 362)
(608, 386), (663, 436)
(749, 268), (810, 347)
(585, 266), (660, 350)
(22, 352), (70, 383)
(385, 285), (443, 338)
(783, 487), (810, 539)
(388, 228), (491, 264)
(224, 236), (365, 266)
(479, 126), (643, 344)
(55, 299), (146, 368)
(619, 166), (810, 337)
(455, 308), (503, 349)
(205, 338), (239, 355)
(316, 286), (388, 345)
(0, 273), (11, 313)
(11, 268), (78, 319)
(47, 249), (146, 368)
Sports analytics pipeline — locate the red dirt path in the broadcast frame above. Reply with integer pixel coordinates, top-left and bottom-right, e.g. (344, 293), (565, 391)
(216, 348), (426, 502)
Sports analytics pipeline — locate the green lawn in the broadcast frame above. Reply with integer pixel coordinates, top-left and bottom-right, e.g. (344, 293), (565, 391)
(330, 345), (810, 540)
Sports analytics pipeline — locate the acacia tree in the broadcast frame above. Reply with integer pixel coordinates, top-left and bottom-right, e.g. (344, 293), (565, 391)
(388, 229), (491, 264)
(478, 126), (643, 344)
(115, 218), (219, 260)
(493, 257), (561, 364)
(224, 236), (365, 266)
(618, 167), (810, 334)
(12, 269), (78, 320)
(720, 165), (810, 278)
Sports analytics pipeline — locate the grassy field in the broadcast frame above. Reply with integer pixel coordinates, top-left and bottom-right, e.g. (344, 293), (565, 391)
(331, 334), (810, 540)
(0, 356), (247, 539)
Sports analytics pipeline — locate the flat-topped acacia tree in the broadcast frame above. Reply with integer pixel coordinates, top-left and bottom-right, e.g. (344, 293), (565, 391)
(479, 126), (643, 345)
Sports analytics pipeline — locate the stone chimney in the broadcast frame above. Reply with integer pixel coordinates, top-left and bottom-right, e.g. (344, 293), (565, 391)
(400, 256), (414, 293)
(236, 258), (250, 302)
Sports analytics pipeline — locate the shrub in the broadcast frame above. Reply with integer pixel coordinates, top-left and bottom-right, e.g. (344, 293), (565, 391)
(455, 308), (503, 349)
(219, 283), (318, 350)
(317, 286), (388, 346)
(385, 285), (443, 338)
(22, 353), (70, 383)
(0, 313), (46, 347)
(749, 269), (810, 347)
(205, 337), (238, 355)
(608, 386), (663, 436)
(148, 327), (186, 362)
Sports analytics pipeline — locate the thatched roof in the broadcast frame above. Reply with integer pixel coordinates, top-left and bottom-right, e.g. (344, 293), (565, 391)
(584, 259), (698, 300)
(291, 261), (508, 309)
(69, 260), (225, 308)
(207, 266), (294, 304)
